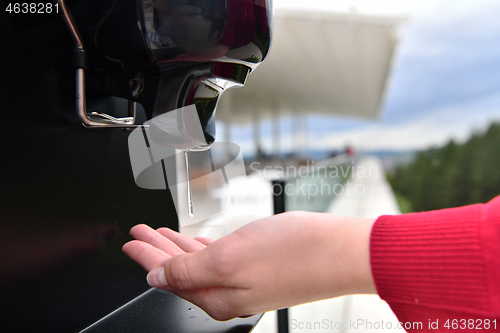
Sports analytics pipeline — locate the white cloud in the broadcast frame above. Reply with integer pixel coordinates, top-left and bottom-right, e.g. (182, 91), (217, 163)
(312, 95), (500, 152)
(273, 0), (499, 17)
(229, 92), (500, 155)
(222, 1), (500, 155)
(273, 0), (434, 15)
(394, 0), (500, 60)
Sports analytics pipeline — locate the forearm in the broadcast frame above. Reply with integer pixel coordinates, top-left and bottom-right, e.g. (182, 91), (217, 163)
(223, 211), (377, 307)
(305, 212), (377, 299)
(332, 214), (377, 296)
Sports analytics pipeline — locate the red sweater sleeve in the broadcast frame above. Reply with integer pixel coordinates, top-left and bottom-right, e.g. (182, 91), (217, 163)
(370, 196), (500, 332)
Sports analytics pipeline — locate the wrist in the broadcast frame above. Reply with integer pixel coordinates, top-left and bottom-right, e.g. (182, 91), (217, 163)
(321, 214), (377, 297)
(342, 216), (377, 294)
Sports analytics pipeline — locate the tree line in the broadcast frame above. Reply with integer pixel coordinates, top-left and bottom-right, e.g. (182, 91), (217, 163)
(390, 122), (500, 212)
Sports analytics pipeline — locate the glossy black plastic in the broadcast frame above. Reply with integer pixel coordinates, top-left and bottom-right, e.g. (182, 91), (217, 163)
(91, 0), (272, 70)
(138, 0), (272, 70)
(82, 289), (261, 333)
(0, 0), (270, 331)
(76, 0), (272, 145)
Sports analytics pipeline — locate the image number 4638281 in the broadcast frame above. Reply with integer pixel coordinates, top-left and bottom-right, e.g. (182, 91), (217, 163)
(5, 2), (59, 14)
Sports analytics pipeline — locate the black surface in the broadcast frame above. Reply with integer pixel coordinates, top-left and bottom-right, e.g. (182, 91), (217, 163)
(277, 310), (289, 333)
(272, 180), (289, 333)
(82, 289), (261, 333)
(272, 180), (286, 215)
(0, 2), (262, 332)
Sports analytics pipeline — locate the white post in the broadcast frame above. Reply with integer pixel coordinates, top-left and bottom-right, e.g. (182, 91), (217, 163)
(273, 109), (280, 159)
(253, 111), (261, 161)
(303, 113), (309, 159)
(225, 120), (232, 161)
(293, 111), (301, 158)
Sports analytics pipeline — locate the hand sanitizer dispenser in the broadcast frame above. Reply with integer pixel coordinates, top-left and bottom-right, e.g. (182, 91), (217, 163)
(0, 1), (272, 331)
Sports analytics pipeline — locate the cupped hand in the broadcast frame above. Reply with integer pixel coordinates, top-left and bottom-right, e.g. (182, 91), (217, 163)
(122, 224), (214, 271)
(122, 212), (376, 320)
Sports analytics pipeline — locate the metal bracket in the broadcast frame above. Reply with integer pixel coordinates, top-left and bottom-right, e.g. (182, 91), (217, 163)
(58, 0), (148, 129)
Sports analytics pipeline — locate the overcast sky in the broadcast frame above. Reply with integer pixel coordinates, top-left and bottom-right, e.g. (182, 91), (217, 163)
(219, 0), (500, 154)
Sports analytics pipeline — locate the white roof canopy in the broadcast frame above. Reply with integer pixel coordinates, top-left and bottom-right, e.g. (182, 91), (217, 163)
(216, 9), (404, 123)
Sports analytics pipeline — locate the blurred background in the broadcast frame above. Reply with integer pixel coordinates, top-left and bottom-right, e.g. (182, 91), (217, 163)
(185, 1), (500, 332)
(209, 0), (500, 216)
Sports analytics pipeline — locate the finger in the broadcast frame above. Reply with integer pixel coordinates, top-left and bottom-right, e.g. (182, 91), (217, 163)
(147, 249), (228, 291)
(122, 240), (170, 271)
(156, 227), (207, 253)
(174, 288), (251, 321)
(194, 236), (215, 246)
(130, 224), (185, 257)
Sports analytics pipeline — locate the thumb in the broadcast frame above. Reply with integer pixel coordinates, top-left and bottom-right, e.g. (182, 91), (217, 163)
(147, 250), (223, 291)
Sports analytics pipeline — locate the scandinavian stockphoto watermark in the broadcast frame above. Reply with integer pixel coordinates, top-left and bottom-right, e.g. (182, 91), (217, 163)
(250, 160), (380, 180)
(269, 178), (367, 199)
(128, 105), (248, 224)
(250, 160), (380, 199)
(128, 106), (381, 221)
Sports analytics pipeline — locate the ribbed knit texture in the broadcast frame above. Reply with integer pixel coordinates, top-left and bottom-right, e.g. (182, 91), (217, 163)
(370, 196), (500, 332)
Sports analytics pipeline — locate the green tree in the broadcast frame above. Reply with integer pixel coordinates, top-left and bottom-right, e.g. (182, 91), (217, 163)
(392, 123), (500, 211)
